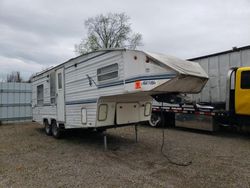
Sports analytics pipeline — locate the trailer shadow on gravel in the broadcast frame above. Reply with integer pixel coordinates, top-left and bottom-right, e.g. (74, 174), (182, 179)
(35, 126), (138, 151)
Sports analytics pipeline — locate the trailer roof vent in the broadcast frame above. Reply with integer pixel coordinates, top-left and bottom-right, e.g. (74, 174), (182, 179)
(232, 46), (238, 51)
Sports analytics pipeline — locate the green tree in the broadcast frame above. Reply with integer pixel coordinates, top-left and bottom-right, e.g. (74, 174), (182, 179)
(75, 13), (142, 54)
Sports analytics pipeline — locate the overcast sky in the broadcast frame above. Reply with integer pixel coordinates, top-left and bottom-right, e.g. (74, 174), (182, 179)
(0, 0), (249, 80)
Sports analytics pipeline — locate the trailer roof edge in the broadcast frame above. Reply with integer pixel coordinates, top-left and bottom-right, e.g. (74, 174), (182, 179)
(32, 48), (127, 78)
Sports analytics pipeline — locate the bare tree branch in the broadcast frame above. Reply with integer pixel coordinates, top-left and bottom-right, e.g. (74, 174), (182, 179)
(75, 12), (143, 55)
(7, 71), (23, 82)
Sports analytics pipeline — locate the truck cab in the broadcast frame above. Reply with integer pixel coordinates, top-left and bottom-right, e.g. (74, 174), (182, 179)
(235, 67), (250, 116)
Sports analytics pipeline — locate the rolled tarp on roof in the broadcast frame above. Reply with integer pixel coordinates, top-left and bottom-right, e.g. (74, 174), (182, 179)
(145, 52), (209, 79)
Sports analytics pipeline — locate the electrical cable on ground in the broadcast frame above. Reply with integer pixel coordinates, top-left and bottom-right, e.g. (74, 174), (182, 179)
(160, 102), (192, 167)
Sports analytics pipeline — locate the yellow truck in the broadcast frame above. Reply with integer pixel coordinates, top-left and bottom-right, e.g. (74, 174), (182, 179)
(234, 67), (250, 116)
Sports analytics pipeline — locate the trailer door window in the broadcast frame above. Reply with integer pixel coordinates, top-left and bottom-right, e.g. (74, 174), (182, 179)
(37, 84), (44, 105)
(50, 72), (56, 104)
(58, 72), (62, 89)
(97, 63), (118, 82)
(241, 71), (250, 89)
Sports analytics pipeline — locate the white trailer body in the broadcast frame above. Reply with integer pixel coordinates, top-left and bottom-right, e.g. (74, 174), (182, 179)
(32, 49), (208, 130)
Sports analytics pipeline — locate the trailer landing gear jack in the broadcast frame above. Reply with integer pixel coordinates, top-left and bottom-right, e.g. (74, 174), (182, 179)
(135, 124), (138, 143)
(103, 130), (108, 151)
(103, 125), (139, 151)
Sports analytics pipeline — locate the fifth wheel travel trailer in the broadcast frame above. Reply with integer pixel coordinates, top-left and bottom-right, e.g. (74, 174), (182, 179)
(32, 49), (208, 145)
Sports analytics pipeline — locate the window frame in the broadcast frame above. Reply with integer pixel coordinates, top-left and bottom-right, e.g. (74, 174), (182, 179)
(98, 104), (108, 121)
(50, 72), (56, 104)
(97, 63), (119, 83)
(241, 70), (250, 89)
(81, 108), (87, 124)
(37, 84), (44, 106)
(144, 102), (152, 116)
(58, 72), (62, 89)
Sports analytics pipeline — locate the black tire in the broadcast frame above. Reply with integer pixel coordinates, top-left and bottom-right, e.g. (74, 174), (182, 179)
(51, 121), (62, 139)
(149, 113), (161, 127)
(44, 120), (52, 136)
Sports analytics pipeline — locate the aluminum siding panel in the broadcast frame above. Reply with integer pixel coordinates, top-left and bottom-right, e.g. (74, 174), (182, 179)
(0, 82), (32, 123)
(192, 48), (250, 103)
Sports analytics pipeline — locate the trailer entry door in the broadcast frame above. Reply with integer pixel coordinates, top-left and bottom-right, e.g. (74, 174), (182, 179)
(56, 68), (65, 122)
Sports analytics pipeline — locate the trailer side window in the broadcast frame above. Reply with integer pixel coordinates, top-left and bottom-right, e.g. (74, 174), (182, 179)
(241, 71), (250, 89)
(37, 84), (44, 105)
(50, 72), (56, 104)
(97, 63), (118, 82)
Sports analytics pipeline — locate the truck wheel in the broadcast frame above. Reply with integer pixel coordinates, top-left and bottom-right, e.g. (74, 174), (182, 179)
(149, 113), (161, 127)
(44, 120), (52, 136)
(51, 121), (62, 139)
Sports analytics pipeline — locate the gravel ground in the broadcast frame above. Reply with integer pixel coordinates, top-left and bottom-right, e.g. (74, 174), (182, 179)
(0, 122), (250, 188)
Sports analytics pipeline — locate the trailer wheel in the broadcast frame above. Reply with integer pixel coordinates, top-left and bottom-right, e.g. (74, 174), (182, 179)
(149, 113), (161, 127)
(51, 121), (62, 139)
(44, 120), (52, 136)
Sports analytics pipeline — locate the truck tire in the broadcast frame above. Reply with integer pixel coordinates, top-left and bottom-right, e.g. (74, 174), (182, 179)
(149, 113), (161, 127)
(44, 120), (52, 136)
(51, 121), (62, 139)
